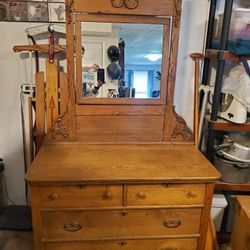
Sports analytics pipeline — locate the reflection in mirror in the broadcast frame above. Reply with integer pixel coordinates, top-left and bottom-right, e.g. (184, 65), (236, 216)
(81, 22), (163, 98)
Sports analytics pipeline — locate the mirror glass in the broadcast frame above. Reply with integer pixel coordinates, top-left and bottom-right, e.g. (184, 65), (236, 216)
(81, 22), (163, 98)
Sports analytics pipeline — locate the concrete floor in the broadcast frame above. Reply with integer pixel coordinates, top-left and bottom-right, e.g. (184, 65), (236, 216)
(0, 230), (33, 250)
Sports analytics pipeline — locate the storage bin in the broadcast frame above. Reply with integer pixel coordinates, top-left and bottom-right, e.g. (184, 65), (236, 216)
(214, 156), (250, 183)
(211, 194), (228, 232)
(230, 8), (250, 40)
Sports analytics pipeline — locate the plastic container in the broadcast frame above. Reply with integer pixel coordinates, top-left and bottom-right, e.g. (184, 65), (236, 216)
(211, 194), (228, 232)
(230, 8), (250, 40)
(214, 156), (250, 183)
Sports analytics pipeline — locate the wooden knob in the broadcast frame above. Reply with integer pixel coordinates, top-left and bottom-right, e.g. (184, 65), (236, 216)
(118, 240), (127, 246)
(79, 184), (87, 189)
(103, 191), (113, 199)
(137, 191), (146, 199)
(190, 53), (204, 60)
(120, 211), (128, 216)
(187, 191), (197, 198)
(48, 193), (58, 201)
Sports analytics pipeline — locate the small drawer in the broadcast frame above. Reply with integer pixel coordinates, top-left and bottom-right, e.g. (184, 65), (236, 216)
(39, 185), (123, 208)
(43, 238), (198, 250)
(41, 208), (201, 240)
(126, 184), (206, 206)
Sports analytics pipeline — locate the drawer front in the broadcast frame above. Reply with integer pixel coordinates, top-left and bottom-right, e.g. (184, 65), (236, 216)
(39, 185), (123, 208)
(43, 238), (198, 250)
(41, 208), (201, 240)
(126, 184), (206, 206)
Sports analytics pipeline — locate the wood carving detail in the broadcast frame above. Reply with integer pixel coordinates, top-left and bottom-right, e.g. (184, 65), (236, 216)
(65, 0), (73, 25)
(174, 0), (181, 28)
(111, 0), (139, 9)
(171, 106), (192, 140)
(52, 109), (69, 139)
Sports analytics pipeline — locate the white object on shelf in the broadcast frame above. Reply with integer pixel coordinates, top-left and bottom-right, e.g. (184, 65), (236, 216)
(211, 194), (228, 232)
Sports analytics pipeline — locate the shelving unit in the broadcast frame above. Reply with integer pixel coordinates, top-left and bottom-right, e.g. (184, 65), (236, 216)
(202, 0), (250, 193)
(205, 116), (250, 131)
(215, 181), (250, 192)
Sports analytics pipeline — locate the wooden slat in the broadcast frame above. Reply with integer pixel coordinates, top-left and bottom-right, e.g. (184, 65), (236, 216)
(46, 59), (59, 132)
(28, 97), (34, 162)
(59, 72), (68, 114)
(206, 49), (250, 62)
(164, 0), (189, 142)
(76, 115), (164, 142)
(198, 183), (215, 250)
(35, 72), (45, 152)
(76, 105), (165, 116)
(66, 1), (77, 140)
(215, 181), (250, 192)
(13, 45), (66, 53)
(73, 0), (174, 16)
(206, 116), (250, 132)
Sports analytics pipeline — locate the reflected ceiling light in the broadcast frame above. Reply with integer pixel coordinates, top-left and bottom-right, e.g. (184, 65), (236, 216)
(145, 54), (162, 62)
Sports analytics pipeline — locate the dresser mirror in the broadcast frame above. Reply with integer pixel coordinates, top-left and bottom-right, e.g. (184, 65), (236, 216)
(75, 15), (171, 104)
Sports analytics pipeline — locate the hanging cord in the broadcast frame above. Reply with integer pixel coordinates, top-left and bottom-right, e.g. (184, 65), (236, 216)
(2, 172), (16, 206)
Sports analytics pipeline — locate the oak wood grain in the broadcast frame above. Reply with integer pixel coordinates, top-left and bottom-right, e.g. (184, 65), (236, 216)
(73, 0), (174, 16)
(76, 115), (164, 142)
(41, 208), (202, 240)
(126, 184), (206, 206)
(43, 238), (198, 250)
(26, 144), (220, 184)
(35, 72), (45, 152)
(39, 185), (122, 208)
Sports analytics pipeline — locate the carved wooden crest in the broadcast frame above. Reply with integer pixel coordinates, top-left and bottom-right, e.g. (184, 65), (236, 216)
(125, 0), (139, 9)
(111, 0), (124, 8)
(65, 0), (73, 25)
(111, 0), (139, 9)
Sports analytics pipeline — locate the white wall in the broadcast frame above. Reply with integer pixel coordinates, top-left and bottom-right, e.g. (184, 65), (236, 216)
(0, 22), (34, 205)
(174, 0), (210, 130)
(0, 1), (210, 205)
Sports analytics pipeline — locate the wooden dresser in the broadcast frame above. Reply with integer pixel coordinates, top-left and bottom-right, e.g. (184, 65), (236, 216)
(230, 196), (250, 250)
(26, 144), (220, 250)
(24, 0), (220, 249)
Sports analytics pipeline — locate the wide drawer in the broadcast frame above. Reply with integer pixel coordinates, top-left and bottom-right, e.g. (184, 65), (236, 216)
(41, 208), (201, 240)
(38, 185), (123, 208)
(126, 184), (206, 206)
(43, 238), (198, 250)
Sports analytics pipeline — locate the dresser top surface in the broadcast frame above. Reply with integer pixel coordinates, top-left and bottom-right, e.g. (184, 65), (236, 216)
(26, 143), (220, 184)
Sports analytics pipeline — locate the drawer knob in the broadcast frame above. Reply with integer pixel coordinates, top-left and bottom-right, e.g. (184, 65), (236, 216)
(137, 191), (146, 199)
(187, 191), (197, 198)
(48, 193), (58, 201)
(161, 248), (177, 250)
(118, 241), (127, 246)
(120, 211), (128, 216)
(163, 219), (181, 228)
(103, 191), (113, 199)
(79, 184), (87, 189)
(64, 221), (82, 232)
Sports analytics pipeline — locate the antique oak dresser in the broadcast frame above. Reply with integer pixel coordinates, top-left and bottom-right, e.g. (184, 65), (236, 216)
(25, 0), (220, 250)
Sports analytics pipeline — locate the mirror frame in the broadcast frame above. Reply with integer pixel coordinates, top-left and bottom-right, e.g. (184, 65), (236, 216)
(75, 14), (171, 105)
